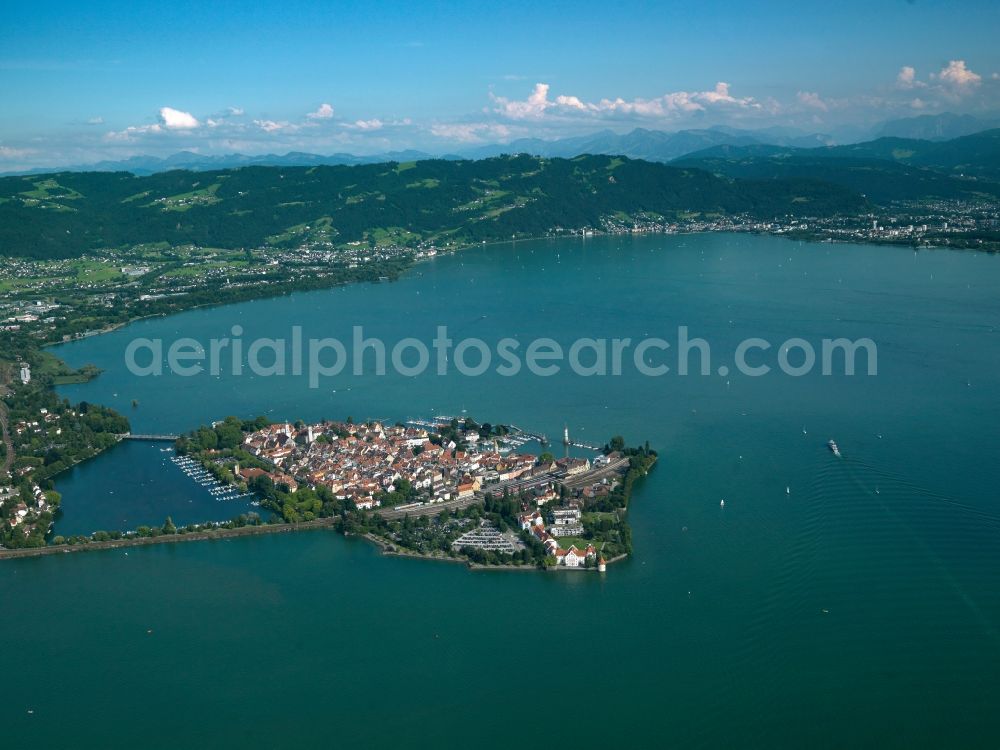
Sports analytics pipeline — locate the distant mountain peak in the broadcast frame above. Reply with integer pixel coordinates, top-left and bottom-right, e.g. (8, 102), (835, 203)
(1, 126), (851, 177)
(874, 112), (1000, 141)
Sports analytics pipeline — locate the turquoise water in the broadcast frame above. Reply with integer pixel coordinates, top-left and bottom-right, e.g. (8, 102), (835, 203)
(51, 440), (261, 536)
(4, 233), (1000, 747)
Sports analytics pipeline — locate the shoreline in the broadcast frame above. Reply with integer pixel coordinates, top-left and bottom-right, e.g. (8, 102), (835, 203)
(362, 532), (630, 572)
(0, 518), (333, 560)
(5, 444), (654, 565)
(37, 227), (975, 375)
(41, 261), (411, 359)
(1, 523), (632, 568)
(361, 532), (472, 566)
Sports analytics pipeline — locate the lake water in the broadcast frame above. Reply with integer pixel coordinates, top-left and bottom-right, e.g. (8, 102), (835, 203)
(50, 440), (261, 536)
(4, 233), (1000, 747)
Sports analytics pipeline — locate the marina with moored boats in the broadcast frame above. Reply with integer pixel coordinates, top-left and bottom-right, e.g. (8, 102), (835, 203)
(169, 453), (260, 506)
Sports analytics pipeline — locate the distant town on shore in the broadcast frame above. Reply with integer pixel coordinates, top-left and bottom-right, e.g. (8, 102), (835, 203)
(172, 415), (656, 570)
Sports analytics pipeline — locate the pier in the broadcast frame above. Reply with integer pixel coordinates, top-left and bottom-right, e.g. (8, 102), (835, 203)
(508, 424), (548, 445)
(406, 418), (448, 429)
(402, 418), (604, 451)
(0, 519), (335, 560)
(561, 425), (602, 453)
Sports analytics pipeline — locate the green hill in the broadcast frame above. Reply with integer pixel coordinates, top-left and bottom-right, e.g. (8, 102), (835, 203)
(0, 155), (867, 259)
(811, 129), (1000, 179)
(674, 129), (1000, 201)
(673, 153), (1000, 204)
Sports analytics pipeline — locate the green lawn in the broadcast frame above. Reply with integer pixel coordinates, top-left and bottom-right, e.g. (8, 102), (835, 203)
(582, 511), (619, 524)
(72, 260), (123, 284)
(368, 226), (420, 245)
(406, 178), (440, 189)
(550, 535), (594, 551)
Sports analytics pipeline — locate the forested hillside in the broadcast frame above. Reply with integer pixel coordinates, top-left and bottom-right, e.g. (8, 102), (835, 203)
(0, 154), (867, 259)
(674, 129), (1000, 202)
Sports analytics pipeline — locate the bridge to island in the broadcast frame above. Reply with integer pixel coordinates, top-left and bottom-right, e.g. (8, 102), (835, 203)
(123, 433), (180, 441)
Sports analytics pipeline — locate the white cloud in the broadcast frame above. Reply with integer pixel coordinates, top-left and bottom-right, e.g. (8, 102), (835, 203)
(491, 83), (552, 119)
(936, 59), (982, 92)
(206, 106), (245, 127)
(896, 61), (986, 100)
(697, 82), (740, 105)
(796, 91), (828, 111)
(159, 106), (200, 129)
(490, 81), (761, 122)
(554, 94), (587, 110)
(430, 122), (511, 142)
(86, 116), (104, 125)
(306, 103), (334, 120)
(104, 123), (163, 141)
(350, 118), (384, 130)
(0, 145), (33, 158)
(896, 66), (926, 89)
(594, 82), (761, 116)
(51, 63), (1000, 169)
(253, 119), (292, 132)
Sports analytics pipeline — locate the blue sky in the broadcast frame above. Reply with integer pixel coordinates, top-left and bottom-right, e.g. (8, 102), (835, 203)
(2, 0), (999, 168)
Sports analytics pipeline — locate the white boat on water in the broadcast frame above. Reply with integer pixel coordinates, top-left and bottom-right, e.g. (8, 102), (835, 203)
(828, 440), (842, 458)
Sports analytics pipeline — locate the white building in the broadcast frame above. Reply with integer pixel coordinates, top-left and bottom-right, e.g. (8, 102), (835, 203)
(519, 511), (544, 530)
(556, 544), (597, 568)
(19, 363), (31, 384)
(551, 505), (584, 536)
(552, 508), (581, 525)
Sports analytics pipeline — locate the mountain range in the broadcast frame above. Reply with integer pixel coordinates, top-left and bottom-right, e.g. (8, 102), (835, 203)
(10, 149), (445, 177)
(5, 112), (998, 177)
(672, 128), (1000, 203)
(2, 125), (832, 176)
(874, 112), (1000, 141)
(456, 126), (834, 162)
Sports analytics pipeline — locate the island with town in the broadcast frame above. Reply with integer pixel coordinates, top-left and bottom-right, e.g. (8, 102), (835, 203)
(166, 415), (656, 571)
(1, 409), (655, 568)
